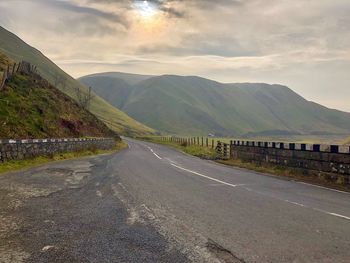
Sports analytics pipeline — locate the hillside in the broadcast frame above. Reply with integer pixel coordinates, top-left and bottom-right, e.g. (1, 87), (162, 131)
(343, 137), (350, 146)
(0, 53), (118, 139)
(0, 26), (154, 136)
(80, 73), (350, 136)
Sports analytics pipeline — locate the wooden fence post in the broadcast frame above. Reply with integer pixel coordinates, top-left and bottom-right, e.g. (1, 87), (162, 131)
(0, 72), (5, 91)
(212, 139), (214, 149)
(216, 141), (222, 157)
(206, 138), (208, 147)
(12, 63), (16, 75)
(201, 137), (204, 147)
(223, 143), (228, 159)
(6, 65), (10, 76)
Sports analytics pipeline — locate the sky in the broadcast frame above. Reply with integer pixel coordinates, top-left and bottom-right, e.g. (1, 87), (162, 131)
(0, 0), (350, 112)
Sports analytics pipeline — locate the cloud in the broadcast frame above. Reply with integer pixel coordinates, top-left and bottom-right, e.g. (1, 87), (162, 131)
(1, 0), (350, 111)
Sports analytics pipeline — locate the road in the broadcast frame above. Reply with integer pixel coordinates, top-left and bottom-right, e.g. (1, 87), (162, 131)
(1, 138), (350, 263)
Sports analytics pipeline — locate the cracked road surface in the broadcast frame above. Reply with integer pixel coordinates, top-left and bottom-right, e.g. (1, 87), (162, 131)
(1, 138), (350, 263)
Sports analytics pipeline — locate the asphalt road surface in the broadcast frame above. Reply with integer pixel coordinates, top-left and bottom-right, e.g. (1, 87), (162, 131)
(1, 138), (349, 263)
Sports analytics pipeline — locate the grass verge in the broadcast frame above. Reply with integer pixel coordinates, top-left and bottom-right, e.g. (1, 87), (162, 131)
(140, 137), (219, 159)
(0, 140), (127, 175)
(218, 159), (350, 192)
(142, 137), (350, 192)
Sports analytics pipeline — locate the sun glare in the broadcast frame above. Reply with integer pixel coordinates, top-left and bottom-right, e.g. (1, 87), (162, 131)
(133, 1), (158, 19)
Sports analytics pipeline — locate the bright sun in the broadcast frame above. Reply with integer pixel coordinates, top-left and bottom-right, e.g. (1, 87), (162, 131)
(133, 1), (158, 19)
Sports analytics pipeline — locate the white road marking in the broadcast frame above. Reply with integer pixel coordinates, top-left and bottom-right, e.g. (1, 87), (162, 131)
(170, 163), (242, 188)
(244, 189), (350, 221)
(140, 141), (350, 221)
(41, 245), (55, 252)
(297, 182), (350, 195)
(285, 200), (306, 207)
(147, 147), (162, 160)
(328, 213), (350, 220)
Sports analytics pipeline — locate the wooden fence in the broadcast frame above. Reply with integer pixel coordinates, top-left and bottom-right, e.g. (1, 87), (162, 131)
(158, 136), (230, 159)
(157, 136), (350, 185)
(158, 136), (350, 159)
(0, 61), (38, 91)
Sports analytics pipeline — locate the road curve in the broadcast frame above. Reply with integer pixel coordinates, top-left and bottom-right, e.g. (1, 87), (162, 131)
(118, 138), (350, 263)
(1, 138), (350, 263)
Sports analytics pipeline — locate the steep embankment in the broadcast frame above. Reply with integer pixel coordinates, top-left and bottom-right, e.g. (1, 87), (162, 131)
(80, 73), (350, 136)
(0, 26), (154, 136)
(0, 52), (116, 139)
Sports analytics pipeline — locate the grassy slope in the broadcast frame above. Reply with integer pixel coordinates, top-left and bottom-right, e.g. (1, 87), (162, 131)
(0, 26), (154, 136)
(81, 73), (350, 136)
(342, 136), (350, 145)
(0, 53), (118, 139)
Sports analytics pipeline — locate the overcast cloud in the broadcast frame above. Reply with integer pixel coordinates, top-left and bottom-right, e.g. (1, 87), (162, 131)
(0, 0), (349, 111)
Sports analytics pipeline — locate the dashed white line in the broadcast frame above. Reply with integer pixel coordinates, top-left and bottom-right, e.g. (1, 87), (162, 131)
(170, 163), (243, 188)
(143, 143), (350, 221)
(285, 200), (306, 207)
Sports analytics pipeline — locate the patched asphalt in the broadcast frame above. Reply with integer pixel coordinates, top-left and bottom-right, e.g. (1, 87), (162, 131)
(1, 139), (350, 263)
(0, 153), (189, 263)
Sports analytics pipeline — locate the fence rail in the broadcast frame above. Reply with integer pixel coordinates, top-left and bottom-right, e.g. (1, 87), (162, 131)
(158, 136), (350, 156)
(0, 61), (39, 91)
(156, 136), (350, 185)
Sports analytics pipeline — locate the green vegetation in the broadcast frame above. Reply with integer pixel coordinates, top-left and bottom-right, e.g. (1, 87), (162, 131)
(141, 137), (219, 159)
(81, 73), (350, 137)
(218, 159), (350, 192)
(342, 136), (350, 145)
(145, 136), (350, 191)
(0, 52), (117, 139)
(0, 26), (155, 136)
(0, 140), (127, 175)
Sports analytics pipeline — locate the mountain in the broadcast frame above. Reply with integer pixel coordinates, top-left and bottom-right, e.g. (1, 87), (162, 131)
(80, 73), (350, 136)
(343, 137), (350, 146)
(0, 26), (154, 136)
(82, 72), (153, 85)
(0, 52), (116, 139)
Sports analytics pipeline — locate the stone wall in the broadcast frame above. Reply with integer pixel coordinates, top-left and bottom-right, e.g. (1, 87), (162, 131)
(230, 141), (350, 185)
(0, 137), (115, 162)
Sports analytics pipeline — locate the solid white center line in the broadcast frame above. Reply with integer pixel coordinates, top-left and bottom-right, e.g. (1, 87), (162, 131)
(143, 143), (350, 221)
(148, 147), (162, 160)
(170, 163), (243, 188)
(328, 213), (350, 220)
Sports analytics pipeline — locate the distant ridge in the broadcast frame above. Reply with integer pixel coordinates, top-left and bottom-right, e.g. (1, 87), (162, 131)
(81, 72), (153, 85)
(80, 72), (350, 136)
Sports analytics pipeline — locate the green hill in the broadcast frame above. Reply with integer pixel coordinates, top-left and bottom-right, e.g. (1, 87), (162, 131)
(0, 26), (154, 136)
(80, 73), (350, 136)
(0, 52), (117, 139)
(343, 137), (350, 145)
